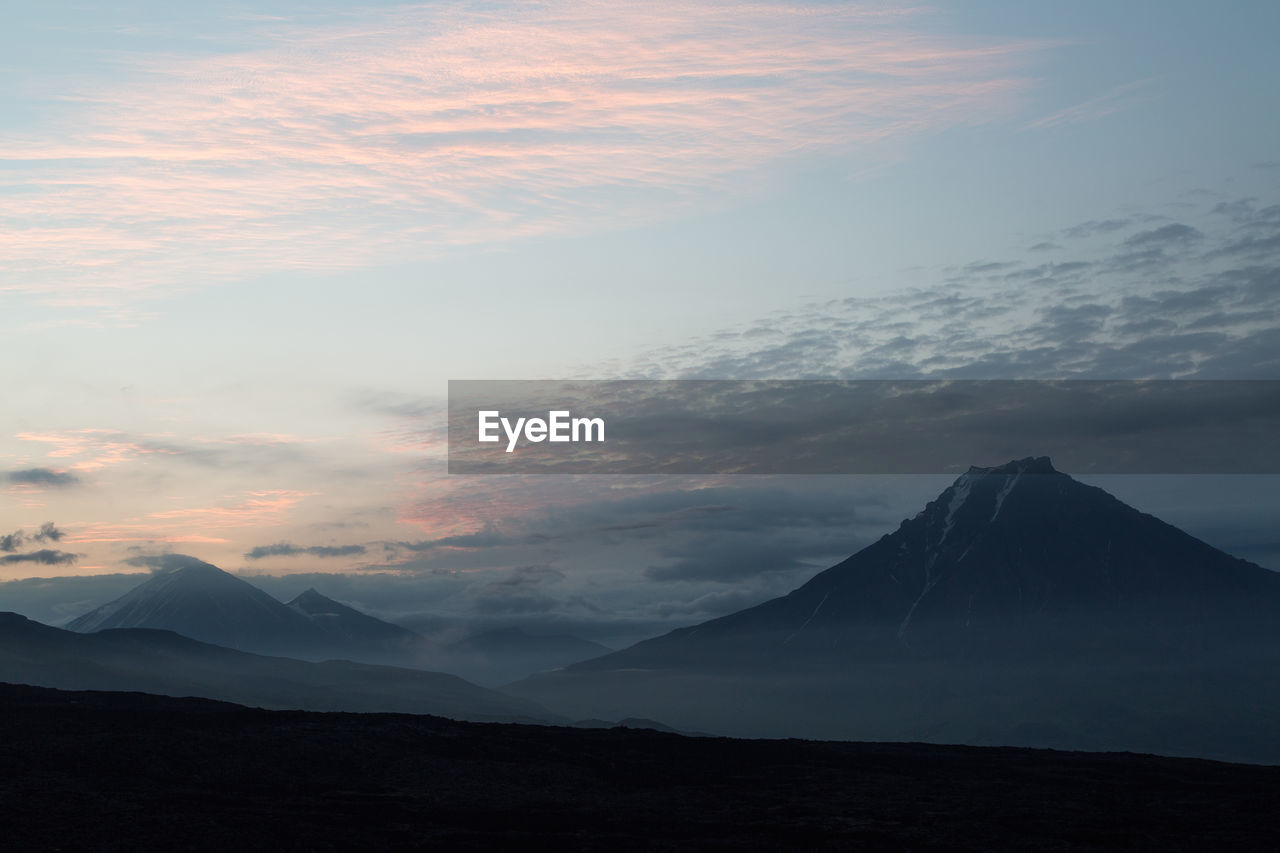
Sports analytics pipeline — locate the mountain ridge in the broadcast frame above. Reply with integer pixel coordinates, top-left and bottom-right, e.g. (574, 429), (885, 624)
(1, 610), (553, 723)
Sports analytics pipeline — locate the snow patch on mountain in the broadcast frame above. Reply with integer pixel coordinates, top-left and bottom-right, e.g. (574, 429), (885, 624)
(898, 574), (942, 644)
(785, 592), (830, 645)
(990, 471), (1021, 523)
(938, 474), (973, 547)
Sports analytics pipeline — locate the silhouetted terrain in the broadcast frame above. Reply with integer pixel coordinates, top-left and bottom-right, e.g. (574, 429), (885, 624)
(3, 683), (1277, 851)
(0, 612), (552, 723)
(512, 458), (1280, 762)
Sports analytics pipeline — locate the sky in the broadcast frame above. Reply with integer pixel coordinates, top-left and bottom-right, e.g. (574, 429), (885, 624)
(2, 1), (1278, 641)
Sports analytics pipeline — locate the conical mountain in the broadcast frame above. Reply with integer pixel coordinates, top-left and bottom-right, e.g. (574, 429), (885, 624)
(509, 459), (1280, 760)
(67, 555), (330, 657)
(286, 587), (419, 648)
(574, 456), (1280, 670)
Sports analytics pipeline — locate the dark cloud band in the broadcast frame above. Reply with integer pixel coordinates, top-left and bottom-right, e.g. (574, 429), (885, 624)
(244, 543), (367, 560)
(0, 549), (79, 566)
(449, 379), (1280, 475)
(5, 468), (80, 487)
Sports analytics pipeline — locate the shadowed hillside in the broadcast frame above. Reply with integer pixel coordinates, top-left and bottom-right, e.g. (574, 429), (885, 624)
(0, 612), (553, 723)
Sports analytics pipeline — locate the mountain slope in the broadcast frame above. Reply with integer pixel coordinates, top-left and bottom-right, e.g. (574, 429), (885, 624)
(285, 587), (421, 663)
(65, 557), (428, 664)
(286, 587), (416, 642)
(508, 458), (1280, 761)
(66, 556), (330, 658)
(0, 611), (552, 723)
(573, 456), (1280, 669)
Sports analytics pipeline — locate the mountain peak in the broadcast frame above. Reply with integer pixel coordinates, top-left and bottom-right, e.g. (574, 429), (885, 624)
(284, 588), (419, 646)
(569, 456), (1280, 673)
(68, 563), (419, 660)
(67, 557), (326, 654)
(147, 554), (226, 577)
(965, 456), (1057, 477)
(291, 587), (328, 605)
(286, 588), (347, 615)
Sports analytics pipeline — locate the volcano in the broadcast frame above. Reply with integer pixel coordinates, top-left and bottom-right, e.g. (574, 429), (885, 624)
(66, 556), (329, 658)
(573, 456), (1280, 669)
(509, 458), (1280, 761)
(66, 556), (422, 662)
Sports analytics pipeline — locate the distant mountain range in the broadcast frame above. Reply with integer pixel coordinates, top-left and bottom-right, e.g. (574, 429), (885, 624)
(56, 555), (611, 684)
(0, 611), (553, 723)
(67, 557), (324, 655)
(65, 556), (417, 662)
(510, 457), (1280, 762)
(15, 456), (1280, 761)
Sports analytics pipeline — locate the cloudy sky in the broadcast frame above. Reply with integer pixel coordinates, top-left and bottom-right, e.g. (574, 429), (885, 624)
(2, 1), (1277, 639)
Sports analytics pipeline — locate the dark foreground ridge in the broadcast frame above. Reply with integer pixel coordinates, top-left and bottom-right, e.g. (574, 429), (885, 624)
(3, 683), (1278, 852)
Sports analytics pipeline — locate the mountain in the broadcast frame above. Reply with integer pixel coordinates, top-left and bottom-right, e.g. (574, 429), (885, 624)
(569, 456), (1280, 669)
(509, 458), (1280, 761)
(63, 557), (603, 678)
(66, 556), (331, 658)
(439, 627), (613, 686)
(0, 611), (552, 723)
(285, 587), (421, 662)
(66, 556), (423, 663)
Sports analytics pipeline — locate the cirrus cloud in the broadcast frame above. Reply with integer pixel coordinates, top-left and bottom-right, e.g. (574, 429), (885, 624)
(0, 1), (1042, 309)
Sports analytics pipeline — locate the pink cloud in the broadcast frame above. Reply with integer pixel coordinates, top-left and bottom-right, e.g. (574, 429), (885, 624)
(192, 433), (315, 447)
(0, 1), (1043, 308)
(146, 489), (318, 528)
(65, 489), (317, 545)
(14, 429), (182, 472)
(66, 531), (233, 545)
